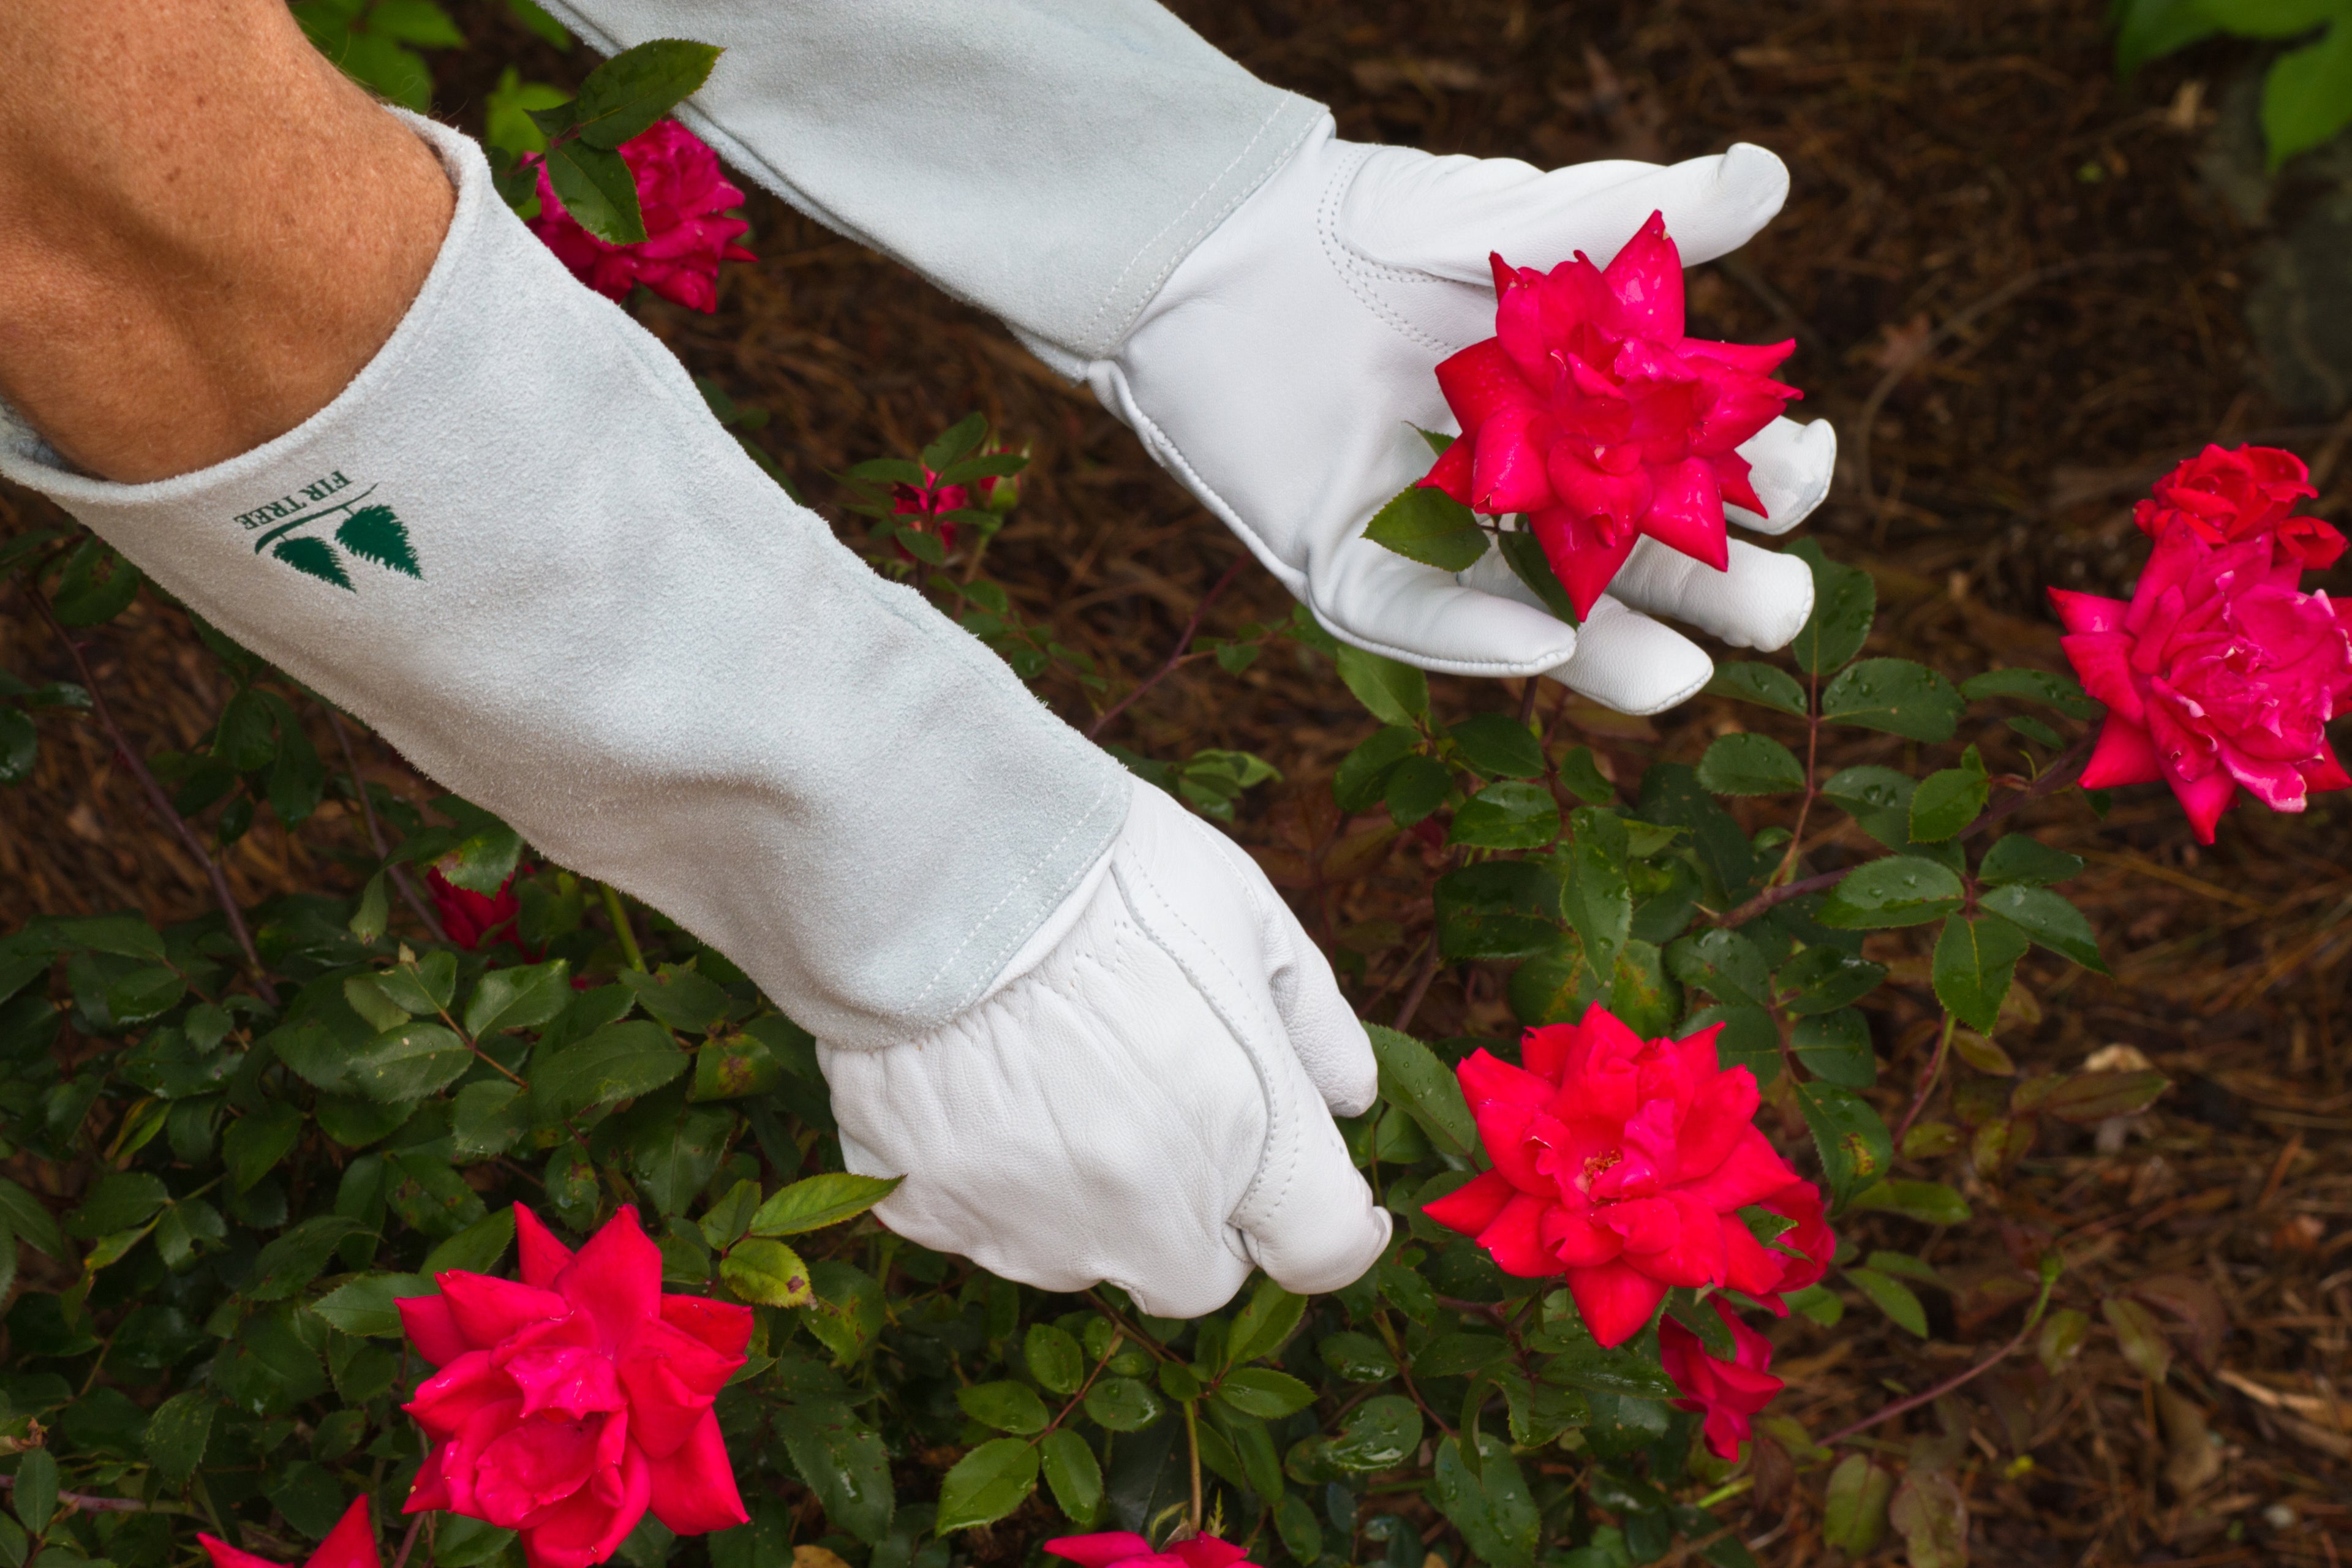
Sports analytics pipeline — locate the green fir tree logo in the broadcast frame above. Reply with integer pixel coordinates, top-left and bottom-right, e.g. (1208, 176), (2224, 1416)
(242, 478), (422, 592)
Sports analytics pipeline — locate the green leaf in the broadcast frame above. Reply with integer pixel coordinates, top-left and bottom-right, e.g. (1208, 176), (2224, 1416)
(957, 1381), (1051, 1436)
(11, 1450), (55, 1536)
(396, 1156), (493, 1246)
(1215, 1367), (1316, 1419)
(1977, 834), (2083, 886)
(1820, 765), (1916, 852)
(50, 538), (145, 625)
(2263, 20), (2352, 168)
(1082, 1376), (1164, 1431)
(1447, 713), (1546, 779)
(630, 1103), (733, 1215)
(143, 1388), (216, 1487)
(347, 1021), (471, 1102)
(1333, 643), (1430, 727)
(224, 1101), (303, 1193)
(570, 37), (725, 149)
(1384, 754), (1453, 826)
(368, 0), (465, 47)
(1319, 1330), (1398, 1382)
(1932, 913), (2032, 1031)
(485, 66), (572, 156)
(1561, 808), (1633, 982)
(211, 1306), (326, 1416)
(774, 1401), (895, 1543)
(1365, 1025), (1477, 1158)
(1448, 779), (1559, 849)
(1697, 732), (1807, 795)
(1845, 1266), (1928, 1336)
(1434, 859), (1562, 961)
(0, 708), (36, 786)
(312, 1272), (435, 1337)
(1822, 1454), (1894, 1555)
(1665, 927), (1771, 1008)
(1796, 1081), (1891, 1205)
(0, 1178), (64, 1262)
(1365, 483), (1490, 571)
(533, 1019), (688, 1116)
(1820, 658), (1963, 742)
(1981, 884), (2108, 971)
(250, 1216), (371, 1301)
(1817, 856), (1966, 929)
(2103, 1295), (2174, 1382)
(1705, 661), (1809, 717)
(1787, 540), (1875, 675)
(1224, 1274), (1308, 1368)
(1790, 1008), (1877, 1087)
(1022, 1323), (1085, 1395)
(935, 1437), (1041, 1533)
(67, 1170), (168, 1238)
(1907, 745), (1988, 842)
(748, 1172), (903, 1236)
(1852, 1180), (1972, 1226)
(1777, 946), (1887, 1017)
(1539, 1341), (1679, 1400)
(1328, 1395), (1424, 1471)
(450, 1080), (526, 1161)
(1684, 1003), (1780, 1085)
(1496, 527), (1579, 625)
(1039, 1429), (1103, 1529)
(1958, 667), (2101, 718)
(1335, 726), (1420, 813)
(618, 963), (741, 1035)
(544, 138), (646, 244)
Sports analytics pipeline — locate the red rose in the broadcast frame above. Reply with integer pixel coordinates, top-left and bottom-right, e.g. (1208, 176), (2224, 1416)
(1422, 1005), (1807, 1347)
(202, 1497), (379, 1568)
(1046, 1533), (1256, 1568)
(530, 120), (755, 314)
(1659, 1300), (1784, 1460)
(426, 862), (529, 954)
(400, 1207), (752, 1568)
(1418, 212), (1800, 617)
(1744, 1177), (1834, 1314)
(2053, 526), (2352, 843)
(2132, 444), (2340, 570)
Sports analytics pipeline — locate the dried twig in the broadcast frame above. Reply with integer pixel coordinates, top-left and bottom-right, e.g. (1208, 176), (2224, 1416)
(21, 581), (278, 1006)
(321, 703), (446, 943)
(0, 1471), (193, 1517)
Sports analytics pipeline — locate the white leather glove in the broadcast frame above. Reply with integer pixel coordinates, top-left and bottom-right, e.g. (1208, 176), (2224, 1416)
(1079, 118), (1836, 716)
(0, 115), (1381, 1315)
(826, 783), (1388, 1316)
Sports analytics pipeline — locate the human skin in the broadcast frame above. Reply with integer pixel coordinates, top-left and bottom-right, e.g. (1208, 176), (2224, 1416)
(0, 0), (453, 483)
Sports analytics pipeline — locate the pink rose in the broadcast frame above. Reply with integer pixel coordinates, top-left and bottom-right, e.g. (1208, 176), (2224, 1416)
(2133, 443), (2341, 570)
(889, 470), (973, 558)
(1046, 1533), (1256, 1568)
(203, 1498), (379, 1568)
(1658, 1300), (1784, 1460)
(2054, 526), (2352, 843)
(400, 1206), (752, 1568)
(530, 120), (755, 314)
(1418, 212), (1800, 617)
(1422, 1006), (1806, 1348)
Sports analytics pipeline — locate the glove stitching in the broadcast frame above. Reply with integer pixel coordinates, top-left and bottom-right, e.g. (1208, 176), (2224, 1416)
(1080, 97), (1314, 358)
(1114, 851), (1300, 1234)
(900, 764), (1128, 1028)
(1314, 146), (1454, 359)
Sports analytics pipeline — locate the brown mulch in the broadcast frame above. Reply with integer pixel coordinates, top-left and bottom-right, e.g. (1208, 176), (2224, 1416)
(4, 0), (2351, 1562)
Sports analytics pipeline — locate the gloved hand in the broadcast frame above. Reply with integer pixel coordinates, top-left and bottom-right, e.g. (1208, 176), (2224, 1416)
(0, 114), (1384, 1315)
(1084, 118), (1834, 716)
(824, 783), (1388, 1316)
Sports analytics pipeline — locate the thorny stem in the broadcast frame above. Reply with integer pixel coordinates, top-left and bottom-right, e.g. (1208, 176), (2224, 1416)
(599, 883), (647, 972)
(1893, 1013), (1959, 1150)
(1182, 1396), (1205, 1533)
(1393, 940), (1446, 1034)
(1087, 556), (1249, 740)
(0, 1472), (194, 1517)
(321, 704), (445, 943)
(1772, 671), (1824, 888)
(1713, 730), (2095, 930)
(389, 1513), (426, 1568)
(1823, 1268), (2058, 1446)
(21, 581), (278, 1007)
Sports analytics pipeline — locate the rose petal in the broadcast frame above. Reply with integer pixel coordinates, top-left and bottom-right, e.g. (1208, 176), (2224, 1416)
(644, 1410), (750, 1534)
(516, 1205), (576, 1290)
(399, 1293), (473, 1368)
(1481, 1192), (1569, 1277)
(1422, 1169), (1517, 1238)
(405, 1351), (519, 1442)
(311, 1498), (382, 1568)
(1567, 1258), (1669, 1348)
(557, 1205), (663, 1349)
(439, 1272), (571, 1350)
(659, 1295), (756, 1361)
(1046, 1535), (1158, 1568)
(518, 1443), (651, 1568)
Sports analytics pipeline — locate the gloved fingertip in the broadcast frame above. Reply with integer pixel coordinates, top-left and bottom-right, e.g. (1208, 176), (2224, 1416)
(1252, 1204), (1391, 1299)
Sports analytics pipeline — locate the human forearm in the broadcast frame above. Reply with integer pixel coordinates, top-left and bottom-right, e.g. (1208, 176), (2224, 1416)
(0, 0), (451, 483)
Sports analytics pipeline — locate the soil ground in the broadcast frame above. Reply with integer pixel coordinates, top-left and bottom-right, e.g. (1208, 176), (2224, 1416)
(3, 1), (2350, 1562)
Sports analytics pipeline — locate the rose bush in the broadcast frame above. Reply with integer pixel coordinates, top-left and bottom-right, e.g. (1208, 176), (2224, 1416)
(1657, 1302), (1783, 1462)
(529, 119), (755, 314)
